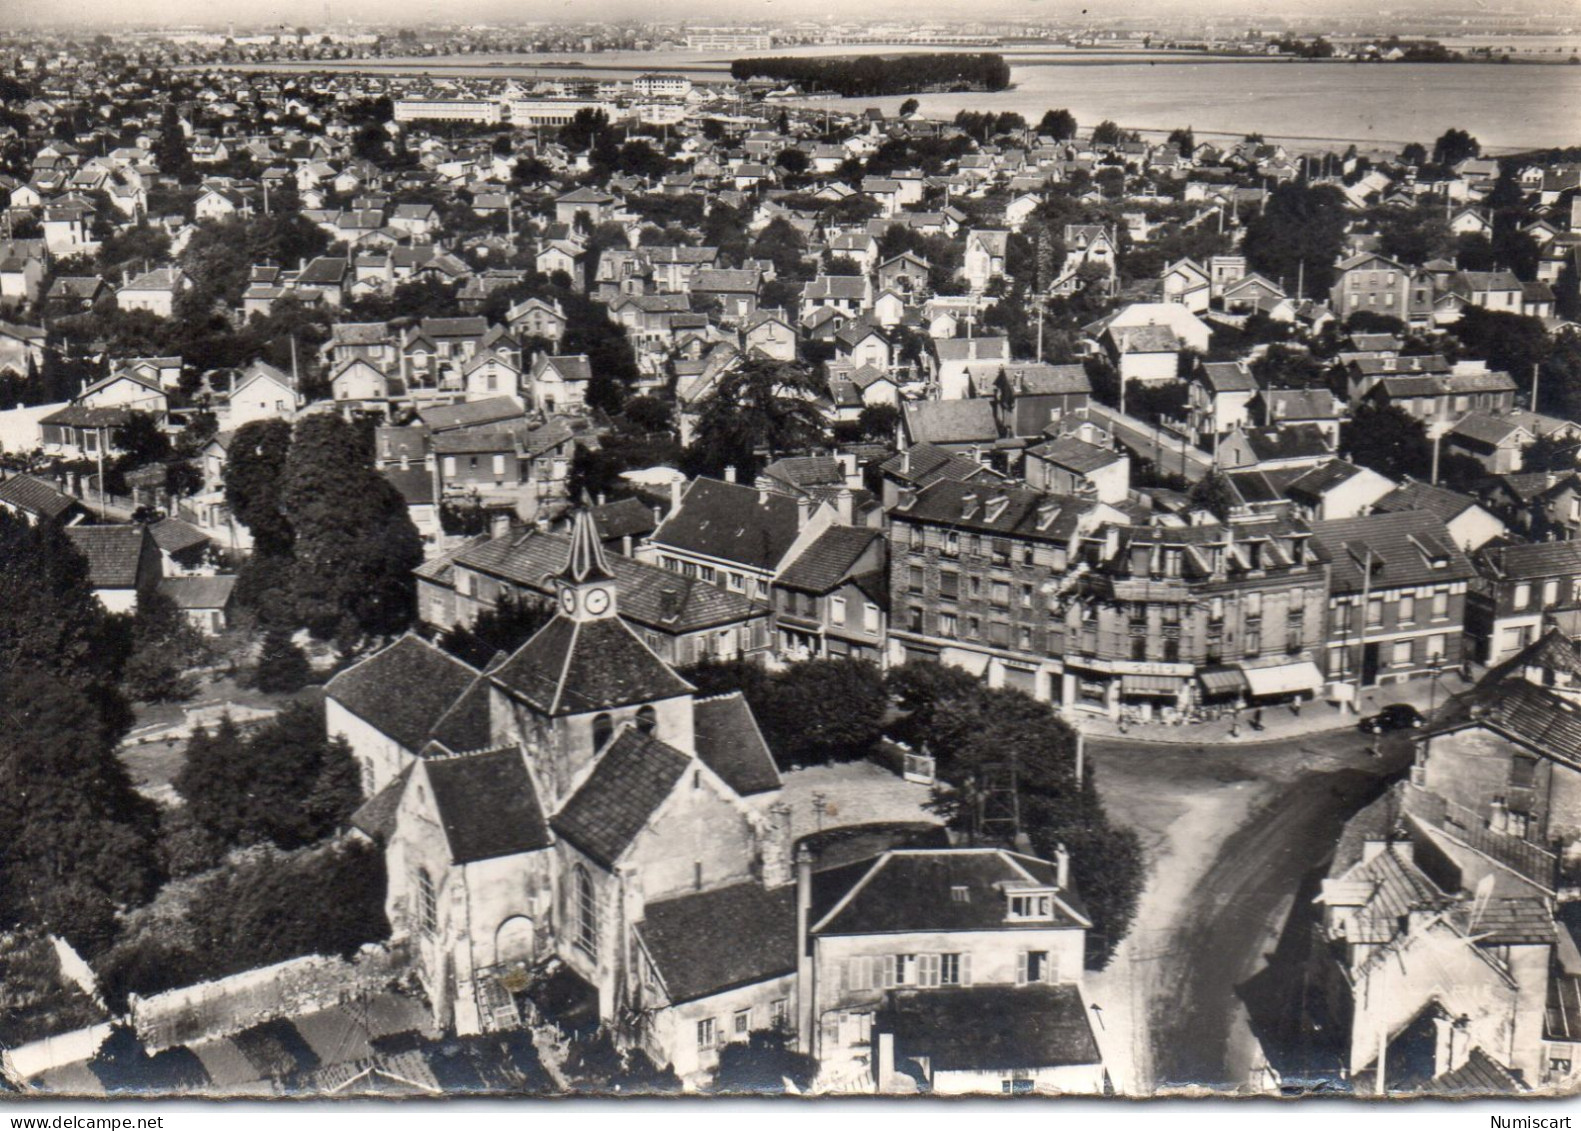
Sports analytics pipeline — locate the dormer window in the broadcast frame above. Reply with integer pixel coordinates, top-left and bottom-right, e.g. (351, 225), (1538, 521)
(951, 885), (970, 904)
(1006, 888), (1056, 921)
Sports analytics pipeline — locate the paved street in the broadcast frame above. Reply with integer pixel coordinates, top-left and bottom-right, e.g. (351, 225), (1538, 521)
(1084, 725), (1416, 1095)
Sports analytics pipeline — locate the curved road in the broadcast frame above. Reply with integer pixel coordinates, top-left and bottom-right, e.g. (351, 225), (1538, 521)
(1085, 727), (1414, 1095)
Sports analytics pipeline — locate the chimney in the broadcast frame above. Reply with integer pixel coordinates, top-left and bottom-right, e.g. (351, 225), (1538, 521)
(795, 844), (816, 1053)
(758, 802), (794, 888)
(835, 486), (853, 525)
(1055, 843), (1070, 890)
(489, 509), (512, 541)
(797, 495), (813, 529)
(670, 475), (684, 511)
(723, 464), (737, 484)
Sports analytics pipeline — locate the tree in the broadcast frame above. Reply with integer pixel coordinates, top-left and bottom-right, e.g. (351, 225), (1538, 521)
(1431, 128), (1480, 169)
(857, 403), (902, 442)
(1400, 142), (1428, 168)
(884, 662), (1143, 967)
(1167, 126), (1195, 158)
(254, 628), (310, 693)
(1342, 402), (1432, 481)
(774, 147), (809, 176)
(224, 419), (294, 553)
(1090, 120), (1123, 147)
(681, 658), (886, 768)
(439, 598), (555, 669)
(1452, 306), (1551, 384)
(685, 358), (827, 482)
(1038, 109), (1077, 140)
(280, 414), (423, 639)
(154, 103), (193, 182)
(0, 510), (109, 683)
(1241, 182), (1349, 297)
(899, 97), (919, 117)
(175, 701), (359, 850)
(1187, 471), (1240, 523)
(120, 592), (207, 702)
(0, 671), (161, 956)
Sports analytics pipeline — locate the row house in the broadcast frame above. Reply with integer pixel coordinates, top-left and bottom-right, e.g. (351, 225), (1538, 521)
(1306, 511), (1475, 692)
(1061, 517), (1330, 718)
(1466, 541), (1581, 664)
(1362, 368), (1519, 429)
(649, 475), (838, 604)
(885, 480), (1116, 706)
(771, 523), (887, 664)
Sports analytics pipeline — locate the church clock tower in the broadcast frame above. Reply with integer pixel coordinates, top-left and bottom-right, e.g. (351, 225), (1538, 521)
(555, 508), (619, 623)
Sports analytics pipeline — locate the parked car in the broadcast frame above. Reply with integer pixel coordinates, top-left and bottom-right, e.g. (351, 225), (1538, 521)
(1359, 703), (1425, 734)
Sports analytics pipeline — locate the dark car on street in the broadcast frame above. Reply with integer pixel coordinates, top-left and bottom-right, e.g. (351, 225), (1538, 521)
(1358, 703), (1425, 734)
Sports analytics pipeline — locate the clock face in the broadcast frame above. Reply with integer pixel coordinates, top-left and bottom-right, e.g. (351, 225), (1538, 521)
(585, 587), (611, 615)
(559, 588), (577, 615)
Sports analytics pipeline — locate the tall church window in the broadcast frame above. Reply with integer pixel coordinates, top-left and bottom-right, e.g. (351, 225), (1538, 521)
(636, 705), (657, 736)
(575, 865), (599, 956)
(416, 868), (437, 935)
(592, 712), (614, 751)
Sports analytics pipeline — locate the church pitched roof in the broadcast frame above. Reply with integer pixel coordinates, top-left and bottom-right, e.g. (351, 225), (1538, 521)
(551, 728), (692, 867)
(489, 616), (693, 715)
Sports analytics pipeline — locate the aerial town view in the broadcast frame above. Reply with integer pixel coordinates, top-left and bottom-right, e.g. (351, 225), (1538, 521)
(0, 0), (1580, 1110)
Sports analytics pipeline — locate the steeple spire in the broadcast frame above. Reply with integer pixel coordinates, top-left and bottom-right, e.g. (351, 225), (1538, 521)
(555, 509), (618, 622)
(561, 508), (615, 585)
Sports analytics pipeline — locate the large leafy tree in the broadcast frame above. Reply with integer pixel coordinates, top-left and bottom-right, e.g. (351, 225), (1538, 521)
(1241, 182), (1349, 297)
(223, 418), (294, 556)
(0, 672), (161, 956)
(175, 701), (360, 851)
(154, 102), (193, 182)
(685, 357), (828, 482)
(0, 510), (109, 682)
(281, 414), (423, 639)
(1342, 401), (1432, 481)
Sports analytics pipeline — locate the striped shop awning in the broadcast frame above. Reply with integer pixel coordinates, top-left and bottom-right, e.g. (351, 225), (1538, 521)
(1121, 673), (1182, 696)
(1199, 666), (1249, 697)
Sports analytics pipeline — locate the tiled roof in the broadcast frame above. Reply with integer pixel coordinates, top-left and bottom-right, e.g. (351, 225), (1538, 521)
(1003, 362), (1090, 396)
(1028, 434), (1121, 475)
(635, 882), (796, 1004)
(325, 635), (479, 753)
(882, 984), (1100, 1072)
(878, 442), (1000, 490)
(455, 529), (762, 633)
(148, 516), (210, 555)
(350, 766), (410, 844)
(1429, 1047), (1526, 1095)
(490, 615), (693, 716)
(64, 524), (150, 589)
(815, 849), (1089, 936)
(588, 496), (658, 543)
(425, 748), (550, 865)
(424, 675), (496, 756)
(903, 400), (998, 445)
(0, 473), (78, 519)
(1242, 424), (1329, 461)
(892, 478), (1091, 543)
(652, 477), (803, 572)
(776, 525), (881, 594)
(1374, 480), (1483, 524)
(157, 575), (237, 610)
(551, 728), (691, 867)
(692, 691), (782, 796)
(416, 397), (523, 433)
(1475, 540), (1581, 582)
(1307, 511), (1475, 595)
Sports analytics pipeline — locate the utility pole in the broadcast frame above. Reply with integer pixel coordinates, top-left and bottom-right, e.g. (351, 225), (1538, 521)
(1532, 361), (1541, 412)
(1431, 430), (1441, 485)
(1352, 543), (1375, 713)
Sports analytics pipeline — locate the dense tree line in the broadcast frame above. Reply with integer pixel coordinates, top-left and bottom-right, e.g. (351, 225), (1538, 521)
(730, 53), (1011, 97)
